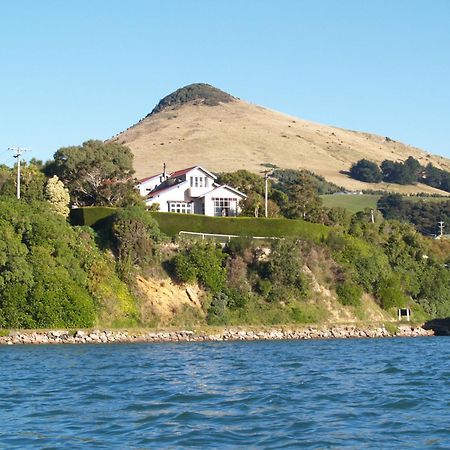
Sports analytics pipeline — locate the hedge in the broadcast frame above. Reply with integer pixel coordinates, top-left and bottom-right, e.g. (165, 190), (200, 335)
(150, 212), (330, 242)
(70, 207), (117, 227)
(71, 208), (330, 242)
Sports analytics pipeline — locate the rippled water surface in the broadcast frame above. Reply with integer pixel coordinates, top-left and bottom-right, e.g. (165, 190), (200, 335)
(1, 337), (450, 449)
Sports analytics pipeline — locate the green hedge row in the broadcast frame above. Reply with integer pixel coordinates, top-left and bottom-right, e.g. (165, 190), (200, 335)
(70, 207), (117, 227)
(150, 212), (330, 242)
(71, 208), (330, 242)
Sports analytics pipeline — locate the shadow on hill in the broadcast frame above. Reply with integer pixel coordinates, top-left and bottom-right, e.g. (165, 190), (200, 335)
(423, 318), (450, 336)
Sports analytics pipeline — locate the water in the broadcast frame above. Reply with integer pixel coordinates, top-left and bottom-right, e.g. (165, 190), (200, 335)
(1, 337), (449, 449)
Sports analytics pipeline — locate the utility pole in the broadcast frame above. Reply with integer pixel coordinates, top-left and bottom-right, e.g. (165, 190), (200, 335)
(438, 221), (445, 238)
(261, 170), (273, 218)
(9, 147), (29, 199)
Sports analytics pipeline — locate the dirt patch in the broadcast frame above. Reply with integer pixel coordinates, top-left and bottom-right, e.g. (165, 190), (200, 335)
(136, 276), (205, 324)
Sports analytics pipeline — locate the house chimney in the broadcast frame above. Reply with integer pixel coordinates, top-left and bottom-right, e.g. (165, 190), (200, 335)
(160, 163), (167, 183)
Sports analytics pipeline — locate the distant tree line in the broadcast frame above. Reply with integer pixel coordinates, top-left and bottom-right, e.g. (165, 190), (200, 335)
(349, 157), (450, 192)
(378, 194), (450, 235)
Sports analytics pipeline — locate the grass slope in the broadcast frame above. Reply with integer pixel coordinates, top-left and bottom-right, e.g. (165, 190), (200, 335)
(321, 194), (381, 213)
(321, 193), (450, 213)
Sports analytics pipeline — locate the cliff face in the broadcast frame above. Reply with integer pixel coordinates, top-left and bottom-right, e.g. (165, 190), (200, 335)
(110, 83), (450, 195)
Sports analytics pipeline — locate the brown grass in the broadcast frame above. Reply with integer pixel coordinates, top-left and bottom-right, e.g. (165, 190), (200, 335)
(110, 99), (450, 194)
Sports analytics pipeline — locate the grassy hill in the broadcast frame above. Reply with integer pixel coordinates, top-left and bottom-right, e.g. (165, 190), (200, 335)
(110, 83), (450, 195)
(321, 193), (450, 213)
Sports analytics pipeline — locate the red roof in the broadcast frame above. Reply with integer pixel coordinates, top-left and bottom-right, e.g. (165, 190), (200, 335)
(169, 166), (196, 178)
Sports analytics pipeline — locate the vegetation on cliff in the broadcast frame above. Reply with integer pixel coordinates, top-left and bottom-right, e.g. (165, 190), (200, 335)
(0, 144), (448, 330)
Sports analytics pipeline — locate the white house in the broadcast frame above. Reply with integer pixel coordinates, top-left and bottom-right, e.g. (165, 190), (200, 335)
(137, 165), (247, 216)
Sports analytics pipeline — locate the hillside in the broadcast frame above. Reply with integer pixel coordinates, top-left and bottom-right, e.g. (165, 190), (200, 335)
(110, 83), (450, 195)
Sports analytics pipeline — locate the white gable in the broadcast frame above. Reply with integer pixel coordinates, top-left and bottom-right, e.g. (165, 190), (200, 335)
(137, 174), (163, 196)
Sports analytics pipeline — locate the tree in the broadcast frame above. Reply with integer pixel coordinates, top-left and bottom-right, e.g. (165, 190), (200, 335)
(174, 241), (227, 293)
(217, 170), (264, 196)
(45, 175), (70, 217)
(112, 205), (162, 279)
(0, 163), (47, 201)
(350, 159), (382, 183)
(284, 173), (323, 220)
(377, 194), (407, 220)
(404, 156), (422, 182)
(46, 140), (137, 206)
(381, 157), (421, 185)
(264, 239), (310, 301)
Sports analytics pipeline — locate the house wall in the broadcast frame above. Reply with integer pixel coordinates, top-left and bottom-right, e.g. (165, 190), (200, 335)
(145, 181), (189, 212)
(203, 186), (245, 216)
(137, 175), (162, 196)
(184, 168), (215, 198)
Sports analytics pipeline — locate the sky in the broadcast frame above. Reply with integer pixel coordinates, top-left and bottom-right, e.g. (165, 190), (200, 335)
(1, 0), (450, 165)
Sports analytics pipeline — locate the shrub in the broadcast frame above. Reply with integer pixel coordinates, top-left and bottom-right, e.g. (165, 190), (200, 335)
(207, 292), (229, 324)
(174, 241), (227, 293)
(336, 281), (363, 307)
(0, 198), (138, 329)
(112, 205), (162, 279)
(377, 276), (407, 310)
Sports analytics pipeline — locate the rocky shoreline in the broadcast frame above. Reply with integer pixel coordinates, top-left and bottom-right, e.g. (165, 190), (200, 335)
(0, 324), (433, 345)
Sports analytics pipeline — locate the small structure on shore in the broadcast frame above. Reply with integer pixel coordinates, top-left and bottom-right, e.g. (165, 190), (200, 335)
(398, 308), (411, 321)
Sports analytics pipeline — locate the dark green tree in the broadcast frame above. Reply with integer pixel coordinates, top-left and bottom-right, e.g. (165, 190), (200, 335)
(46, 140), (138, 206)
(350, 159), (382, 183)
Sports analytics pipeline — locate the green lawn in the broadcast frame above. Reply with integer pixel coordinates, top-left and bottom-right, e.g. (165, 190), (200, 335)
(320, 194), (381, 213)
(321, 193), (449, 213)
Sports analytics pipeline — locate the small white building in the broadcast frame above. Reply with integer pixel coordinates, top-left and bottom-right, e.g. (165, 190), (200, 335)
(137, 165), (247, 216)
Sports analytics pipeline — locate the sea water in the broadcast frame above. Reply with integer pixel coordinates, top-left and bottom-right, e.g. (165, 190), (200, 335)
(1, 337), (449, 449)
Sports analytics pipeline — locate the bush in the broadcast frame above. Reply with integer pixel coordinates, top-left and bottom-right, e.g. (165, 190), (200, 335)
(174, 241), (227, 293)
(112, 205), (162, 279)
(336, 281), (363, 307)
(0, 198), (138, 329)
(377, 276), (407, 310)
(265, 239), (310, 301)
(207, 292), (229, 324)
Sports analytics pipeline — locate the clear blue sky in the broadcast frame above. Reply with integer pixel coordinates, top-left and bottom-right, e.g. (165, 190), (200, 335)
(1, 0), (449, 165)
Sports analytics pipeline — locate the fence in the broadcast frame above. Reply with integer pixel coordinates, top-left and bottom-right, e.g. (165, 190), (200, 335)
(178, 231), (281, 243)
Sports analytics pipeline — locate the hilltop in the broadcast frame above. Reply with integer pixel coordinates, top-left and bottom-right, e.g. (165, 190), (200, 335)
(110, 83), (450, 194)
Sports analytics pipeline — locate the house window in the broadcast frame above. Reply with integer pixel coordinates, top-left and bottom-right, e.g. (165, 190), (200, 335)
(205, 177), (209, 187)
(190, 176), (194, 187)
(213, 198), (236, 217)
(168, 201), (192, 214)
